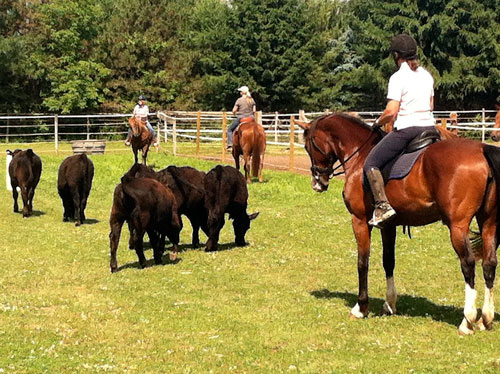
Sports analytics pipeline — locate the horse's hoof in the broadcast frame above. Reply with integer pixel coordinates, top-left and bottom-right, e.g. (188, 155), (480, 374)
(381, 301), (396, 315)
(477, 317), (493, 331)
(458, 319), (475, 335)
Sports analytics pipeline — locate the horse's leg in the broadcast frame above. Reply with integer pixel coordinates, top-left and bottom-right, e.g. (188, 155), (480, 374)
(142, 146), (149, 165)
(381, 225), (397, 315)
(233, 149), (240, 170)
(449, 223), (477, 335)
(244, 153), (252, 184)
(350, 216), (372, 318)
(258, 151), (265, 183)
(476, 216), (497, 331)
(133, 147), (138, 164)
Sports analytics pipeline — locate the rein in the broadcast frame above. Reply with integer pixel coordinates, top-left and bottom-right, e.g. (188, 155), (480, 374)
(310, 119), (378, 179)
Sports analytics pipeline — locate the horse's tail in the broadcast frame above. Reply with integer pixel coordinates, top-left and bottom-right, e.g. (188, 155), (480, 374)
(251, 127), (263, 178)
(483, 144), (500, 247)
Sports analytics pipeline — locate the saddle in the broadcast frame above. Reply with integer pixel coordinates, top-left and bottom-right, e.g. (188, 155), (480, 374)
(235, 117), (256, 133)
(363, 129), (441, 189)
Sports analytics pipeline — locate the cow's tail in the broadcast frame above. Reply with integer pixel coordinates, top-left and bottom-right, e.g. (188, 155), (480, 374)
(483, 144), (500, 247)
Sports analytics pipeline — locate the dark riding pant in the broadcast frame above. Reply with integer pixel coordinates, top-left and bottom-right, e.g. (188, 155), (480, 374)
(364, 126), (437, 174)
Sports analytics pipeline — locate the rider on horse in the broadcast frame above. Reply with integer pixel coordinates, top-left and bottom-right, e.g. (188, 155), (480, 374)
(125, 95), (158, 147)
(227, 85), (256, 149)
(364, 34), (438, 228)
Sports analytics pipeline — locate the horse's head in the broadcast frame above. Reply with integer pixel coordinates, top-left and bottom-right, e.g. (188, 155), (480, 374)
(297, 117), (339, 192)
(492, 105), (500, 142)
(128, 117), (147, 138)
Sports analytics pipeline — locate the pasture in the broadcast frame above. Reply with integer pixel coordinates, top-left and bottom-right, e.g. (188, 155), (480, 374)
(0, 142), (499, 373)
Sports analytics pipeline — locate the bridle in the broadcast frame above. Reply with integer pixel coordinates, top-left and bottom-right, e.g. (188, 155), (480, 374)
(309, 119), (378, 182)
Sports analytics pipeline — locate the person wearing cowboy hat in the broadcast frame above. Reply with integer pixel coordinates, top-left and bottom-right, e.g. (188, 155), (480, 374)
(125, 95), (158, 147)
(363, 33), (438, 228)
(227, 85), (256, 149)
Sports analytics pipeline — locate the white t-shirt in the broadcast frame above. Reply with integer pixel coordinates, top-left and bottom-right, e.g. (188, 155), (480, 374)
(133, 104), (149, 121)
(387, 62), (435, 129)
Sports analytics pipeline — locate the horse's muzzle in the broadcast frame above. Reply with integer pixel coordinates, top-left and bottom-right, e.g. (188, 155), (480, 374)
(311, 177), (329, 192)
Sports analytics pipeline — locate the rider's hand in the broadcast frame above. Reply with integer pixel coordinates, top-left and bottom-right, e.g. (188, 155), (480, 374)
(372, 119), (382, 129)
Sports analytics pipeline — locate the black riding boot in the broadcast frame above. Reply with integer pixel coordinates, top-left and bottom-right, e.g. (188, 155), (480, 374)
(366, 167), (396, 227)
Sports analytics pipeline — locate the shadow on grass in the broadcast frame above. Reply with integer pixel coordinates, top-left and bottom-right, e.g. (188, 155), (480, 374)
(310, 289), (500, 327)
(83, 218), (100, 225)
(116, 242), (245, 272)
(14, 210), (46, 217)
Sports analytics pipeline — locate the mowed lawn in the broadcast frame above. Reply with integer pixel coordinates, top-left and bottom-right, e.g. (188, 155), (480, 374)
(0, 142), (499, 374)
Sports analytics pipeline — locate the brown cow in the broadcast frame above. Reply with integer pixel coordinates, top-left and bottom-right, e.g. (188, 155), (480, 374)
(123, 163), (208, 247)
(57, 154), (94, 226)
(109, 175), (182, 273)
(204, 165), (258, 252)
(7, 149), (42, 217)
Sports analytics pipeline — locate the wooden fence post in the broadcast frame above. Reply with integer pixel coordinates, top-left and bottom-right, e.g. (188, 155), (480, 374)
(172, 117), (177, 156)
(289, 115), (295, 171)
(256, 111), (262, 125)
(54, 114), (59, 155)
(163, 118), (167, 143)
(222, 111), (227, 162)
(441, 118), (447, 129)
(196, 111), (201, 156)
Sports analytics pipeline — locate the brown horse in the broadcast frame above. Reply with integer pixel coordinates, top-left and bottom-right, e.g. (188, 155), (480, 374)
(128, 117), (153, 165)
(297, 113), (500, 335)
(490, 105), (500, 141)
(232, 118), (266, 183)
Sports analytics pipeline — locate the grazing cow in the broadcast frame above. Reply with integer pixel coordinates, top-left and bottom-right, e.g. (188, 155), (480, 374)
(124, 163), (208, 247)
(204, 165), (259, 252)
(7, 149), (42, 217)
(57, 154), (94, 226)
(109, 175), (182, 273)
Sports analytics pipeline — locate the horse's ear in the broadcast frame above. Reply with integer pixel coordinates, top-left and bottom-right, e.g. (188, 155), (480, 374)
(296, 121), (311, 131)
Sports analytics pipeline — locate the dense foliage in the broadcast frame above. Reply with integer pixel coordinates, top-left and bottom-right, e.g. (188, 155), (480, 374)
(0, 0), (499, 113)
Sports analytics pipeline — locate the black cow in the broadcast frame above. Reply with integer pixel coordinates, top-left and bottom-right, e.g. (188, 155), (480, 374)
(57, 154), (94, 226)
(204, 165), (258, 252)
(7, 149), (42, 217)
(109, 174), (182, 273)
(124, 163), (208, 247)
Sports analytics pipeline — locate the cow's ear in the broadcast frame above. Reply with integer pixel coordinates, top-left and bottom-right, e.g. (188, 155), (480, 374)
(26, 149), (34, 156)
(6, 149), (12, 156)
(248, 212), (259, 220)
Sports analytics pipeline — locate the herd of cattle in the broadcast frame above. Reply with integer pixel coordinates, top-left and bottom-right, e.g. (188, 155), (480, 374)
(6, 149), (259, 273)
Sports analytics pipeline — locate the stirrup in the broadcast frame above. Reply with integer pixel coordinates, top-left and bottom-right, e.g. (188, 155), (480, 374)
(369, 202), (396, 228)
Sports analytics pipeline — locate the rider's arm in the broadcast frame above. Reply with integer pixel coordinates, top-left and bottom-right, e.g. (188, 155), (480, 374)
(375, 99), (400, 127)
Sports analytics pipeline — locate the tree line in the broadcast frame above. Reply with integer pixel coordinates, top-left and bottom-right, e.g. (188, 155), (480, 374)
(1, 0), (499, 114)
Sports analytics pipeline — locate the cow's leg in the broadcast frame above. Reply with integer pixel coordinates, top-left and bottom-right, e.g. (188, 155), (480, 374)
(80, 193), (88, 223)
(21, 186), (30, 217)
(59, 187), (72, 222)
(132, 228), (147, 269)
(350, 216), (372, 319)
(206, 213), (224, 252)
(149, 230), (162, 265)
(70, 185), (82, 226)
(168, 213), (182, 261)
(109, 216), (124, 273)
(381, 225), (397, 315)
(190, 217), (201, 248)
(12, 185), (19, 213)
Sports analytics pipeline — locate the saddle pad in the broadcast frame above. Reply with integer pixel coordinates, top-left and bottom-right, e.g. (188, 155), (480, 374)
(240, 117), (254, 123)
(363, 148), (426, 190)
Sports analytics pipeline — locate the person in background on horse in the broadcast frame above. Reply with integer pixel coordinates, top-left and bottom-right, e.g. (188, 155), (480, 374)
(227, 86), (256, 149)
(364, 33), (437, 228)
(125, 95), (158, 147)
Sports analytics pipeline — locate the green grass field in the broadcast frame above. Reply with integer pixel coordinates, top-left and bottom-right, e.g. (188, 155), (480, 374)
(0, 142), (499, 374)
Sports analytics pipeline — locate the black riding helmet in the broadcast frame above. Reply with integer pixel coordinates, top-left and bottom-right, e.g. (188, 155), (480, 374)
(390, 34), (418, 59)
(138, 95), (146, 101)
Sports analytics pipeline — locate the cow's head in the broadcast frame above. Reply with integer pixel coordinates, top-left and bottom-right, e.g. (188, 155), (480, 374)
(233, 212), (259, 246)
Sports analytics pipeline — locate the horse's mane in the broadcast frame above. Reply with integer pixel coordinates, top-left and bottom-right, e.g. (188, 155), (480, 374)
(310, 112), (386, 137)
